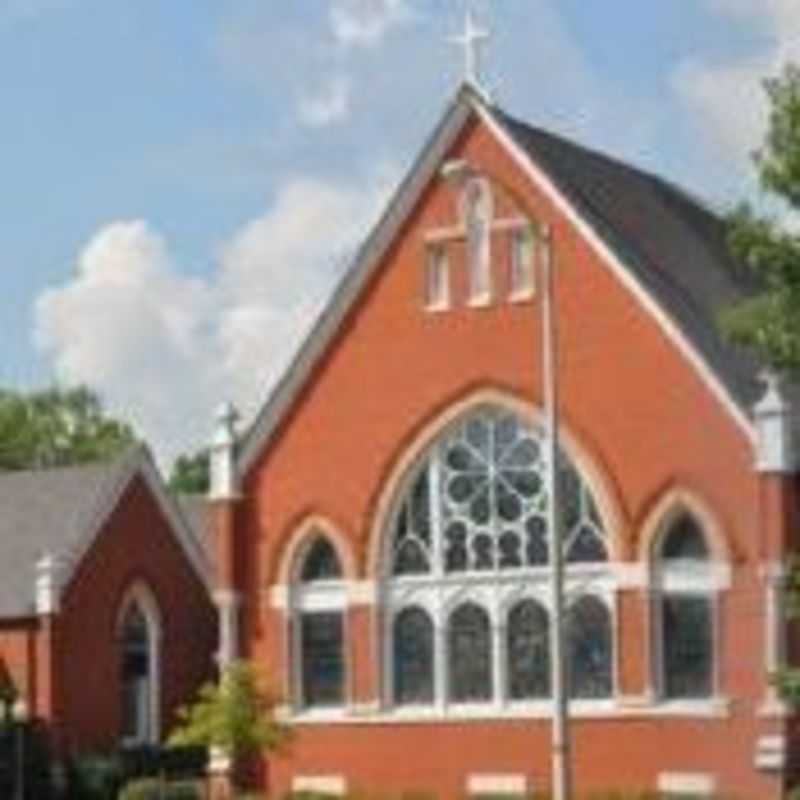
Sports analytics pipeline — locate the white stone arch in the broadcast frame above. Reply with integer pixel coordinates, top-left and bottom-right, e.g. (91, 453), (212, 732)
(116, 580), (162, 745)
(368, 387), (624, 578)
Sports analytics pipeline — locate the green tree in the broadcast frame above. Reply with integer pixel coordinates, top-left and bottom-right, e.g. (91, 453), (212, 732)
(168, 661), (288, 788)
(169, 448), (210, 495)
(721, 64), (800, 369)
(0, 385), (136, 470)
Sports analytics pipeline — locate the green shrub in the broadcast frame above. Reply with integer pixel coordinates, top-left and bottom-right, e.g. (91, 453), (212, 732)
(119, 777), (203, 800)
(68, 752), (124, 800)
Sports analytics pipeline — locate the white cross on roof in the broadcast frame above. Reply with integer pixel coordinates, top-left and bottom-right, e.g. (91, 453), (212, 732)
(449, 5), (491, 99)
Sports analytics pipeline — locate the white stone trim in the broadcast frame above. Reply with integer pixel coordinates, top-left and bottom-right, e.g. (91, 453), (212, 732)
(657, 772), (716, 796)
(292, 775), (347, 796)
(467, 774), (528, 796)
(270, 581), (376, 610)
(35, 553), (65, 616)
(474, 101), (755, 444)
(755, 734), (787, 772)
(283, 695), (731, 725)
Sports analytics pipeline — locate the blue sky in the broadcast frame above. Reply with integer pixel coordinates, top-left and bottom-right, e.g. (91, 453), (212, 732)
(0, 0), (793, 462)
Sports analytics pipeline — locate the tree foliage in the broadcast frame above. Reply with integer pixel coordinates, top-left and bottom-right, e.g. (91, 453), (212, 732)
(168, 448), (210, 495)
(168, 661), (288, 764)
(0, 385), (136, 471)
(721, 63), (800, 369)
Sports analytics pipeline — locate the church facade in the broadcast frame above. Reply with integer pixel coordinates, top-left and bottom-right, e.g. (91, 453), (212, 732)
(209, 85), (798, 798)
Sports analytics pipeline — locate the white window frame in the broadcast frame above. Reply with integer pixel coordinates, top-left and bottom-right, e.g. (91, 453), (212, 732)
(424, 244), (450, 312)
(383, 569), (618, 716)
(117, 582), (162, 747)
(509, 224), (537, 302)
(461, 177), (494, 307)
(652, 539), (727, 708)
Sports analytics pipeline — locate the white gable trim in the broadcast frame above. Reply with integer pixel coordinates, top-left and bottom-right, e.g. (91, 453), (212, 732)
(237, 86), (754, 478)
(57, 446), (211, 604)
(474, 102), (754, 443)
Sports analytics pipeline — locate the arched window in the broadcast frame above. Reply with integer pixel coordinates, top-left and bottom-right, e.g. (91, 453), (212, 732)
(657, 514), (714, 699)
(448, 603), (492, 703)
(567, 596), (613, 699)
(389, 408), (608, 576)
(507, 599), (550, 700)
(301, 537), (342, 581)
(462, 178), (493, 304)
(393, 607), (435, 705)
(384, 405), (613, 711)
(119, 586), (160, 745)
(296, 535), (346, 709)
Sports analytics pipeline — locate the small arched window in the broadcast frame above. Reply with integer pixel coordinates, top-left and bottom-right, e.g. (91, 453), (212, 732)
(567, 595), (613, 699)
(119, 587), (160, 745)
(296, 535), (346, 709)
(393, 607), (435, 706)
(301, 537), (343, 582)
(448, 603), (492, 703)
(657, 513), (714, 700)
(507, 599), (550, 700)
(462, 178), (493, 304)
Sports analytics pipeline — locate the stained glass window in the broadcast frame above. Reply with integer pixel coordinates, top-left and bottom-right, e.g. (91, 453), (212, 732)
(662, 515), (709, 561)
(662, 596), (712, 698)
(301, 612), (344, 707)
(393, 607), (435, 705)
(390, 408), (607, 576)
(567, 596), (612, 699)
(507, 599), (550, 700)
(301, 537), (342, 582)
(659, 515), (713, 699)
(448, 603), (492, 703)
(120, 602), (154, 743)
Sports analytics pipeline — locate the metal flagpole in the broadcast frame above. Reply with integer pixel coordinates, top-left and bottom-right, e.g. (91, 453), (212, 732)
(542, 225), (572, 800)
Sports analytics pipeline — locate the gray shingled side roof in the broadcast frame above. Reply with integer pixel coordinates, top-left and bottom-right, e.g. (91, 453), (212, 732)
(0, 455), (132, 618)
(176, 494), (213, 562)
(490, 106), (764, 409)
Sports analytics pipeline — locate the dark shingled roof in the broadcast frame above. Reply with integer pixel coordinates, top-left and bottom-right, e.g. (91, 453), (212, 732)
(176, 494), (213, 562)
(490, 106), (764, 408)
(0, 454), (133, 618)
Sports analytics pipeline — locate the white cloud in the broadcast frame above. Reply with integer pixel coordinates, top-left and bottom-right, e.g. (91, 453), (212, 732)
(671, 0), (800, 172)
(298, 75), (352, 127)
(329, 0), (414, 49)
(34, 169), (399, 465)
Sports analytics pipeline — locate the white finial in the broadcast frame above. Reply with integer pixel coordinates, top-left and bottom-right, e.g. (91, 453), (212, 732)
(753, 369), (796, 473)
(36, 552), (63, 615)
(449, 5), (491, 98)
(210, 401), (241, 500)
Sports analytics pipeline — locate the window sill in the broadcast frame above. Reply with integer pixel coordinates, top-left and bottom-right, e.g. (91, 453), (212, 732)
(467, 295), (493, 309)
(278, 696), (731, 726)
(508, 290), (535, 304)
(424, 302), (451, 314)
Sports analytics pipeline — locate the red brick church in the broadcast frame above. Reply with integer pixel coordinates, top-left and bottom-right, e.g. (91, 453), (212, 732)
(0, 446), (216, 757)
(206, 83), (799, 798)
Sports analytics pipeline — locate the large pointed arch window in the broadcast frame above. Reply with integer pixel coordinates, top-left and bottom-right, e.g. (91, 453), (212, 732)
(119, 586), (161, 745)
(295, 536), (346, 709)
(656, 514), (715, 700)
(384, 405), (614, 710)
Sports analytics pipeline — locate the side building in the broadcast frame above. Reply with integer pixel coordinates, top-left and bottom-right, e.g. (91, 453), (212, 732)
(209, 85), (798, 798)
(0, 446), (217, 756)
